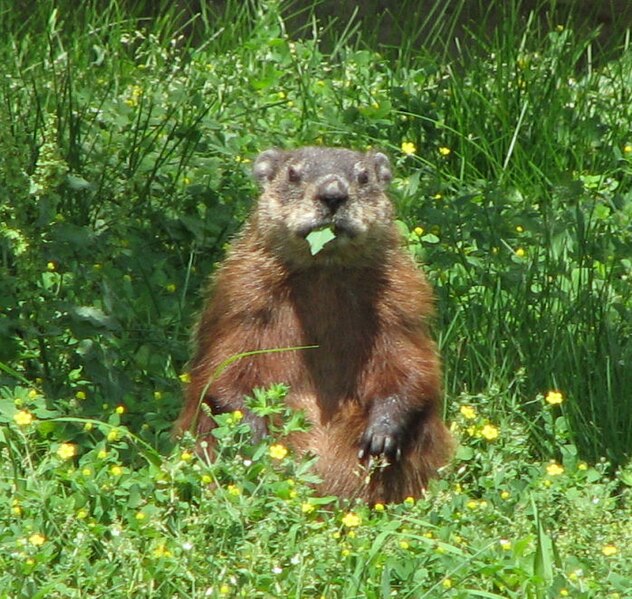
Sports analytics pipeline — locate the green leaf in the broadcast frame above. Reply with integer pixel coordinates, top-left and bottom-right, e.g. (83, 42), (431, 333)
(305, 227), (336, 255)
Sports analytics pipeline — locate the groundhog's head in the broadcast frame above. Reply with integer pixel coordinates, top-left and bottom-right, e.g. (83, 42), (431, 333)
(252, 146), (394, 265)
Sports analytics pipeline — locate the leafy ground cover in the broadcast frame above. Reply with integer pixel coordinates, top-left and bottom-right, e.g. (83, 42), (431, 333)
(1, 1), (631, 597)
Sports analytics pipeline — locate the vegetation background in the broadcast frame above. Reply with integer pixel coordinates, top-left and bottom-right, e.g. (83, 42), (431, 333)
(0, 0), (630, 597)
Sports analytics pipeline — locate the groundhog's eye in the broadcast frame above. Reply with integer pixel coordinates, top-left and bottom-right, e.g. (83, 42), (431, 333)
(288, 165), (301, 183)
(356, 170), (369, 185)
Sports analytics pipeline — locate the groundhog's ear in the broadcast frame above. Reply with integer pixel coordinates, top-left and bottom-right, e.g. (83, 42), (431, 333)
(253, 148), (284, 184)
(372, 152), (392, 188)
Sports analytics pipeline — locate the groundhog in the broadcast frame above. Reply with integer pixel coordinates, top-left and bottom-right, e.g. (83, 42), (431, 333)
(175, 146), (452, 503)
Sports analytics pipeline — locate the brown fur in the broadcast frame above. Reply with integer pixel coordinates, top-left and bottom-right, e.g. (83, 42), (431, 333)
(175, 146), (452, 503)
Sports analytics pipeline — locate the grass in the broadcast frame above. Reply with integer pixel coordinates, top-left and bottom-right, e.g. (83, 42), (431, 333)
(0, 0), (631, 596)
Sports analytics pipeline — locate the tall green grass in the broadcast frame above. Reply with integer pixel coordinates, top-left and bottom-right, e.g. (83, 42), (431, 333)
(1, 0), (630, 461)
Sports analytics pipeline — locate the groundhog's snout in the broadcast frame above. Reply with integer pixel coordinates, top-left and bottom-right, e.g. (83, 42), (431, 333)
(317, 177), (349, 214)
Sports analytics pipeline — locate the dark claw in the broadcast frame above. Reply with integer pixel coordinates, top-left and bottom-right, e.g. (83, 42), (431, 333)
(358, 419), (404, 463)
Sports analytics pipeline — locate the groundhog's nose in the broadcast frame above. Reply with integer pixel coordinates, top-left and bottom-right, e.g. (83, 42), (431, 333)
(317, 178), (349, 213)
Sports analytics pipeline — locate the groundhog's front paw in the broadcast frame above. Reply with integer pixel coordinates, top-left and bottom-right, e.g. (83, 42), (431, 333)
(358, 416), (404, 462)
(243, 411), (268, 444)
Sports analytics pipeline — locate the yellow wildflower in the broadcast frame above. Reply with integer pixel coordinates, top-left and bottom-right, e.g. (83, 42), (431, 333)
(179, 373), (191, 384)
(373, 503), (385, 512)
(13, 410), (34, 426)
(481, 424), (499, 441)
(545, 390), (564, 405)
(115, 405), (125, 415)
(341, 512), (362, 528)
(227, 484), (241, 496)
(500, 490), (511, 500)
(269, 443), (288, 460)
(515, 225), (524, 233)
(165, 283), (177, 293)
(459, 405), (477, 420)
(546, 461), (564, 476)
(301, 502), (316, 514)
(29, 533), (46, 546)
(442, 578), (453, 589)
(110, 465), (123, 477)
(414, 226), (424, 236)
(56, 443), (77, 460)
(499, 539), (512, 551)
(47, 261), (56, 271)
(152, 543), (172, 558)
(75, 390), (86, 400)
(403, 496), (415, 506)
(180, 451), (194, 462)
(399, 540), (410, 550)
(624, 144), (632, 154)
(601, 544), (618, 556)
(515, 247), (526, 258)
(401, 141), (416, 156)
(438, 146), (451, 156)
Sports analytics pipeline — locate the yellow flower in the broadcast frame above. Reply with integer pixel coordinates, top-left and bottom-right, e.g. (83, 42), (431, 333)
(135, 511), (146, 521)
(153, 391), (163, 400)
(201, 474), (212, 484)
(578, 461), (588, 471)
(81, 467), (92, 476)
(110, 465), (123, 476)
(301, 502), (316, 514)
(227, 484), (241, 496)
(401, 141), (416, 156)
(341, 512), (362, 528)
(179, 373), (191, 384)
(97, 449), (108, 459)
(165, 283), (177, 293)
(459, 405), (477, 420)
(29, 533), (46, 546)
(152, 543), (173, 558)
(47, 261), (56, 271)
(403, 496), (415, 506)
(107, 429), (120, 442)
(232, 410), (244, 421)
(481, 424), (499, 441)
(180, 451), (194, 462)
(601, 544), (618, 556)
(545, 390), (564, 405)
(466, 500), (479, 510)
(115, 405), (126, 415)
(399, 540), (410, 550)
(546, 461), (564, 476)
(500, 490), (511, 500)
(442, 578), (453, 589)
(28, 389), (39, 399)
(515, 247), (526, 258)
(624, 144), (632, 154)
(77, 509), (89, 519)
(219, 585), (231, 595)
(432, 193), (443, 200)
(13, 410), (34, 426)
(56, 443), (77, 460)
(413, 226), (424, 236)
(75, 390), (86, 400)
(499, 539), (512, 551)
(438, 146), (451, 156)
(515, 225), (524, 233)
(269, 443), (288, 460)
(373, 503), (385, 512)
